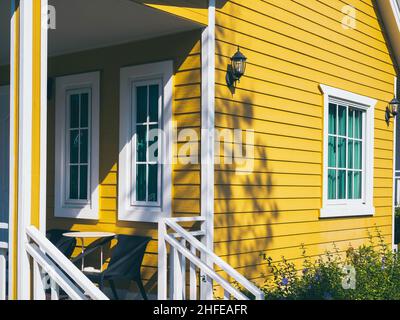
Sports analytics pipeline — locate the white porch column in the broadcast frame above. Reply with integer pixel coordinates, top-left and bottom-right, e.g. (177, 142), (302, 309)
(12, 0), (48, 299)
(16, 0), (34, 300)
(200, 0), (216, 300)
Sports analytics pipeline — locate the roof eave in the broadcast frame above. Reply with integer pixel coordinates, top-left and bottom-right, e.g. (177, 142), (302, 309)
(377, 0), (400, 70)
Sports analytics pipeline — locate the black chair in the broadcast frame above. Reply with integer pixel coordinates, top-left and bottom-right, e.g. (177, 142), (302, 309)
(75, 235), (152, 300)
(46, 229), (77, 259)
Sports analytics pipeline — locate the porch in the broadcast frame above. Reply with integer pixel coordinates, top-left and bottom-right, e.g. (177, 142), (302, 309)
(0, 0), (263, 300)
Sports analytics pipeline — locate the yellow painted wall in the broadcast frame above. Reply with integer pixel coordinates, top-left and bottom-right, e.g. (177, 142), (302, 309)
(213, 0), (397, 285)
(46, 30), (202, 295)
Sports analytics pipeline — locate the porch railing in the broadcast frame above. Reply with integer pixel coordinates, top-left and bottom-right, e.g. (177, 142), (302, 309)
(26, 226), (108, 300)
(158, 217), (264, 300)
(0, 222), (7, 300)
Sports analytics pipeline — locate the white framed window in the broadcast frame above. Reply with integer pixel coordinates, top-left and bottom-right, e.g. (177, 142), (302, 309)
(119, 61), (173, 222)
(320, 85), (376, 218)
(55, 72), (100, 219)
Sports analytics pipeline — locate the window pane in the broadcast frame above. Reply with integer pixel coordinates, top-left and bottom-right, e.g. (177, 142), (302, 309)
(328, 104), (337, 135)
(79, 165), (88, 200)
(69, 165), (79, 200)
(70, 130), (79, 164)
(348, 140), (353, 169)
(348, 171), (354, 199)
(337, 170), (346, 199)
(136, 164), (146, 201)
(328, 169), (337, 200)
(328, 136), (336, 167)
(80, 93), (89, 127)
(70, 94), (80, 128)
(354, 141), (362, 169)
(136, 125), (147, 162)
(80, 129), (88, 164)
(338, 106), (347, 136)
(354, 172), (362, 199)
(338, 138), (346, 168)
(348, 109), (354, 138)
(149, 124), (159, 162)
(136, 86), (148, 123)
(355, 110), (362, 139)
(148, 164), (158, 202)
(149, 85), (159, 123)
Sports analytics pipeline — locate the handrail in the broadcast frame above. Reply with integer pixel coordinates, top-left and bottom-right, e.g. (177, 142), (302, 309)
(159, 217), (264, 300)
(26, 226), (108, 300)
(164, 233), (248, 300)
(165, 219), (264, 300)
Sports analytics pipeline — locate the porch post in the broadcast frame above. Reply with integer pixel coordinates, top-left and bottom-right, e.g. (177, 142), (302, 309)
(200, 0), (216, 300)
(10, 0), (47, 299)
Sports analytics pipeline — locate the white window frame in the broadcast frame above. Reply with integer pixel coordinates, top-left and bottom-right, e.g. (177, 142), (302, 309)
(55, 72), (100, 220)
(320, 84), (376, 218)
(119, 61), (173, 223)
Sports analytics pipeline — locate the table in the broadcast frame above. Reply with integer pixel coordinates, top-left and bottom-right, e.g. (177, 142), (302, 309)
(63, 231), (116, 272)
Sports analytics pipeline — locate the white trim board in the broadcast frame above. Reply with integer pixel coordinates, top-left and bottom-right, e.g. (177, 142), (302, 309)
(319, 84), (376, 219)
(54, 72), (100, 220)
(118, 61), (173, 223)
(39, 0), (48, 233)
(17, 0), (33, 300)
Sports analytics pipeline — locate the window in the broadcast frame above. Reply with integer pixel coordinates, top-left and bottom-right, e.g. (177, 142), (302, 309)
(320, 85), (376, 218)
(55, 72), (100, 219)
(327, 103), (363, 201)
(132, 80), (161, 207)
(67, 89), (90, 202)
(119, 61), (173, 222)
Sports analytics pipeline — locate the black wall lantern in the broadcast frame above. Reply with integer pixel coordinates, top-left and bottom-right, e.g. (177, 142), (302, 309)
(226, 47), (247, 87)
(385, 96), (400, 123)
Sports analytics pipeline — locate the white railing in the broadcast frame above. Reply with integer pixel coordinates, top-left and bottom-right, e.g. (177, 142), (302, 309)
(158, 217), (264, 300)
(26, 226), (108, 300)
(0, 222), (7, 300)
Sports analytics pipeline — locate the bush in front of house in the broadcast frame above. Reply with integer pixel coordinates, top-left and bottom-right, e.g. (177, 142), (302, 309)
(261, 230), (400, 300)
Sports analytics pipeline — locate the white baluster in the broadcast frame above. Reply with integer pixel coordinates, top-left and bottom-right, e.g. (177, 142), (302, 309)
(157, 219), (168, 300)
(0, 249), (6, 300)
(224, 289), (230, 300)
(189, 245), (197, 300)
(33, 261), (46, 300)
(172, 246), (182, 300)
(180, 239), (186, 300)
(50, 278), (60, 300)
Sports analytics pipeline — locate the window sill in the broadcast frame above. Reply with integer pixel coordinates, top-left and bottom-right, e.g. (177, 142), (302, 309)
(55, 205), (99, 220)
(118, 206), (166, 223)
(320, 204), (375, 219)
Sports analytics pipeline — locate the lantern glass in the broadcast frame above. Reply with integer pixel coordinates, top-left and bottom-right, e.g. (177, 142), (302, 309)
(390, 98), (400, 116)
(231, 48), (247, 80)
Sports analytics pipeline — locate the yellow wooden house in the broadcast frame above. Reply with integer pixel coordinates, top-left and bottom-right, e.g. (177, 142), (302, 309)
(0, 0), (399, 300)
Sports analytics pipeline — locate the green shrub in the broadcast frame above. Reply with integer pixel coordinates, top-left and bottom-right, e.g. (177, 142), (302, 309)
(261, 230), (400, 300)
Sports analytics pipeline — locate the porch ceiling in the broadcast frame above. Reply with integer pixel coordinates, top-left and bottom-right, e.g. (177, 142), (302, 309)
(0, 0), (203, 65)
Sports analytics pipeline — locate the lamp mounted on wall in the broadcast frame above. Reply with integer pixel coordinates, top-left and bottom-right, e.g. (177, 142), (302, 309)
(226, 46), (247, 88)
(385, 96), (400, 123)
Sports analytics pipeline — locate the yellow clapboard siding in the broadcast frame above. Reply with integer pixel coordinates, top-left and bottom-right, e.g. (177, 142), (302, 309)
(218, 1), (391, 64)
(216, 161), (322, 174)
(214, 224), (392, 255)
(213, 0), (395, 276)
(214, 219), (392, 242)
(215, 185), (321, 199)
(216, 41), (394, 95)
(216, 171), (321, 187)
(217, 235), (393, 275)
(267, 0), (385, 43)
